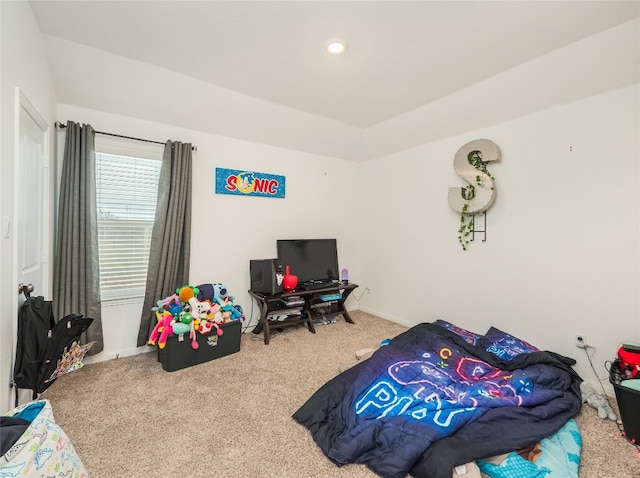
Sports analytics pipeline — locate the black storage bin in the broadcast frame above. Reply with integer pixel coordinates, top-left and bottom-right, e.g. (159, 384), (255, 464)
(609, 361), (640, 443)
(158, 320), (241, 372)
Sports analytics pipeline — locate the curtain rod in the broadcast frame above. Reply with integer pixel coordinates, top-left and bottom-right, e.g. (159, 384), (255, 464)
(55, 121), (197, 152)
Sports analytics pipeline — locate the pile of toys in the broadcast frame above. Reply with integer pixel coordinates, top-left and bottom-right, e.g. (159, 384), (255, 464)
(147, 283), (244, 350)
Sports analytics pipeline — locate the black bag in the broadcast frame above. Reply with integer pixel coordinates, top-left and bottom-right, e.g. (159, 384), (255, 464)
(38, 313), (94, 391)
(13, 291), (93, 404)
(12, 295), (55, 395)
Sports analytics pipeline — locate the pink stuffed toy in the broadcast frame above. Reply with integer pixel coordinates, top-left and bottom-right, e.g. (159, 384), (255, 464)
(211, 322), (224, 336)
(189, 320), (199, 349)
(148, 311), (176, 349)
(200, 316), (223, 336)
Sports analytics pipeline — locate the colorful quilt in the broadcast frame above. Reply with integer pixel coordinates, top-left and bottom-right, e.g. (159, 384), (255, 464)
(293, 321), (582, 478)
(0, 400), (88, 477)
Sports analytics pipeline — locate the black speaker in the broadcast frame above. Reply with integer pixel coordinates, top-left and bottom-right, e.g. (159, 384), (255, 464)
(250, 259), (284, 294)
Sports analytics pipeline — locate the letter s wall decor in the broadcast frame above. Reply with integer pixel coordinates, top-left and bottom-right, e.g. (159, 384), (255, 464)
(448, 139), (501, 214)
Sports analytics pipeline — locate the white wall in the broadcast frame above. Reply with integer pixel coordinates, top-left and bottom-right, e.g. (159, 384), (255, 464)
(0, 2), (57, 414)
(57, 104), (361, 363)
(358, 84), (640, 390)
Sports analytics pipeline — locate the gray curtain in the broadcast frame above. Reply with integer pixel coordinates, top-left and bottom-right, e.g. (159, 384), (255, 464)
(137, 141), (192, 346)
(53, 121), (103, 354)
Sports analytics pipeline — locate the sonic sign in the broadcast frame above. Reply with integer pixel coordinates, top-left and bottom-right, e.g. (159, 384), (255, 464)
(215, 167), (285, 198)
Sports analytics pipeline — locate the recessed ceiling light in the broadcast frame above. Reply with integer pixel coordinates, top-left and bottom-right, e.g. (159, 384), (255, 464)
(326, 38), (347, 55)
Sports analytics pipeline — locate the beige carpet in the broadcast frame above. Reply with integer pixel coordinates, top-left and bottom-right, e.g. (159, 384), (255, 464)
(41, 311), (639, 477)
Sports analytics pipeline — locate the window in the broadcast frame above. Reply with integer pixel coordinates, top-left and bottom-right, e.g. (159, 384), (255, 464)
(95, 138), (163, 301)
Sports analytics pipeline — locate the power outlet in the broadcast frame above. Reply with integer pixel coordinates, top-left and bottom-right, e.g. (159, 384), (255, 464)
(575, 335), (588, 348)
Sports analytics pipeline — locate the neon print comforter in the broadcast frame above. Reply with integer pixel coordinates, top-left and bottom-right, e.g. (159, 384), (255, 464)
(292, 321), (582, 478)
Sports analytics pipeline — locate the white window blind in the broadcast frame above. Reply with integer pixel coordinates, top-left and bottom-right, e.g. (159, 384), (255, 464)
(96, 151), (162, 301)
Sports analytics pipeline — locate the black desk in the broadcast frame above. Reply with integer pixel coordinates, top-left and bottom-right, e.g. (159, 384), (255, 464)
(248, 282), (358, 345)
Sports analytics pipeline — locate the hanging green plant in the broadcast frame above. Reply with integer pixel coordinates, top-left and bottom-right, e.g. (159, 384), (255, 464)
(458, 185), (475, 251)
(468, 151), (494, 185)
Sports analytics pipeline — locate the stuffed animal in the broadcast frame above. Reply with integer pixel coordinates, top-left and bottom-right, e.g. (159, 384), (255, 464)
(233, 304), (245, 323)
(166, 303), (183, 319)
(195, 283), (215, 302)
(189, 320), (199, 349)
(214, 296), (242, 320)
(148, 311), (176, 349)
(188, 297), (211, 320)
(211, 283), (228, 301)
(151, 299), (164, 313)
(207, 303), (221, 318)
(211, 322), (224, 336)
(154, 294), (181, 313)
(172, 322), (190, 335)
(204, 304), (225, 335)
(198, 320), (214, 335)
(208, 307), (225, 335)
(177, 285), (200, 304)
(580, 382), (617, 421)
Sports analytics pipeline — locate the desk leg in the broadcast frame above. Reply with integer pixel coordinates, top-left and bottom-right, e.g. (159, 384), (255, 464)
(260, 302), (272, 345)
(339, 288), (356, 324)
(263, 319), (271, 345)
(304, 308), (316, 334)
(341, 309), (355, 324)
(250, 297), (272, 345)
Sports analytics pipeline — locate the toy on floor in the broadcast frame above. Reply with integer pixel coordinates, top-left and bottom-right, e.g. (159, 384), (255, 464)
(355, 348), (375, 361)
(338, 340), (393, 374)
(580, 381), (617, 421)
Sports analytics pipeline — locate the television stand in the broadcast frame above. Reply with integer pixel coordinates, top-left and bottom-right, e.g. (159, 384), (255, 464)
(248, 282), (358, 345)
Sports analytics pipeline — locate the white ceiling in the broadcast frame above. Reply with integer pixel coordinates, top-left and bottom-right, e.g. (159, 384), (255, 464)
(29, 1), (640, 129)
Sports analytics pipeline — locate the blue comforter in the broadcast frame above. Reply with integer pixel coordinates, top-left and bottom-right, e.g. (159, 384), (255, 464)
(292, 322), (582, 478)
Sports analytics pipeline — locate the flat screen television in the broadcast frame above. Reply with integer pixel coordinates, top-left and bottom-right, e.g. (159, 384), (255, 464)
(276, 239), (339, 287)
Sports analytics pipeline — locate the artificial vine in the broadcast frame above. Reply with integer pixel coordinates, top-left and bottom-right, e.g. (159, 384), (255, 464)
(457, 151), (495, 251)
(457, 186), (475, 251)
(468, 150), (494, 184)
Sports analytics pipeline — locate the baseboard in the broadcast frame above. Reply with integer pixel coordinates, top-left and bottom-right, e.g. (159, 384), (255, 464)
(82, 346), (152, 365)
(358, 307), (415, 328)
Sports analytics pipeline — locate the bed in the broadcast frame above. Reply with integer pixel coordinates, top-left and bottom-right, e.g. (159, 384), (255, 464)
(292, 320), (583, 478)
